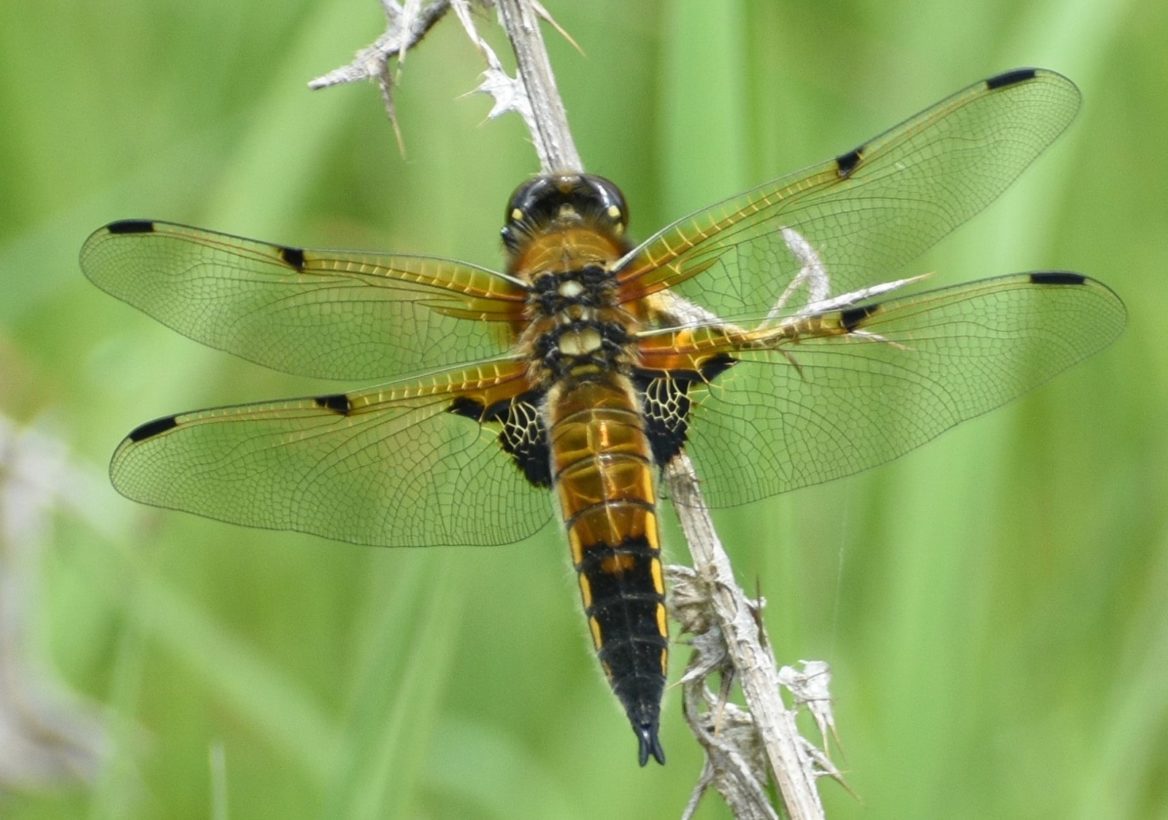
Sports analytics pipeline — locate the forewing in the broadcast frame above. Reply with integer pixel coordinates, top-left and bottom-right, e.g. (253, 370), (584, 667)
(81, 220), (527, 381)
(637, 274), (1124, 508)
(617, 69), (1081, 322)
(110, 358), (552, 546)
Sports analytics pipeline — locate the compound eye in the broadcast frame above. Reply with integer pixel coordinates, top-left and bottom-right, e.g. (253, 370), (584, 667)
(593, 177), (628, 229)
(503, 177), (549, 229)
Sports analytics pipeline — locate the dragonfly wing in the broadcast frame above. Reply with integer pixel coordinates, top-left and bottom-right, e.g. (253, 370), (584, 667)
(637, 274), (1124, 508)
(617, 69), (1081, 323)
(81, 220), (527, 381)
(110, 358), (552, 546)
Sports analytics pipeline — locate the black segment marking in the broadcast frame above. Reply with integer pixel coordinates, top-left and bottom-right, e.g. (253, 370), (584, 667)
(835, 147), (863, 178)
(279, 246), (306, 271)
(1030, 271), (1086, 286)
(313, 393), (351, 414)
(107, 220), (155, 235)
(128, 415), (178, 442)
(840, 303), (879, 332)
(986, 68), (1037, 90)
(576, 536), (667, 766)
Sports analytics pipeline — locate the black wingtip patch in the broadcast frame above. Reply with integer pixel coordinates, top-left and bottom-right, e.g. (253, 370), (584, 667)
(986, 68), (1037, 90)
(128, 415), (179, 442)
(314, 393), (351, 414)
(107, 220), (156, 235)
(835, 146), (864, 178)
(840, 303), (879, 331)
(1030, 271), (1086, 286)
(279, 246), (306, 271)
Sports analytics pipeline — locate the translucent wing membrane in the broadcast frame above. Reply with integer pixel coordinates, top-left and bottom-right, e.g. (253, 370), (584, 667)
(81, 220), (527, 381)
(617, 69), (1081, 322)
(110, 359), (551, 546)
(639, 274), (1125, 508)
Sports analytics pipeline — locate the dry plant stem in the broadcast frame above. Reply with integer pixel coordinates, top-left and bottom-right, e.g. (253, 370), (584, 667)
(308, 1), (449, 90)
(495, 0), (582, 173)
(665, 455), (824, 820)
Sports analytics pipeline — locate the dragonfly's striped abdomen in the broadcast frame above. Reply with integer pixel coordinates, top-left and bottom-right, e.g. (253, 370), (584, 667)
(547, 375), (668, 766)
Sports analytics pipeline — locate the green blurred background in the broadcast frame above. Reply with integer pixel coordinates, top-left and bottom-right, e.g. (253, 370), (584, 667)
(1, 0), (1165, 817)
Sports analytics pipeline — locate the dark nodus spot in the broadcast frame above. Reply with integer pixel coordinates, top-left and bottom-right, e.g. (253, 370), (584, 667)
(835, 147), (863, 178)
(279, 246), (306, 271)
(314, 394), (351, 414)
(840, 303), (878, 331)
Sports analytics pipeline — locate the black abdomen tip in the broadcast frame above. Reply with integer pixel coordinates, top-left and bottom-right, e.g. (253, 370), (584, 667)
(636, 721), (666, 766)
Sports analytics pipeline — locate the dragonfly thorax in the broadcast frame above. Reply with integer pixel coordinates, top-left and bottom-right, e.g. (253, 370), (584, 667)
(530, 316), (633, 382)
(524, 266), (637, 383)
(509, 176), (639, 386)
(529, 264), (615, 315)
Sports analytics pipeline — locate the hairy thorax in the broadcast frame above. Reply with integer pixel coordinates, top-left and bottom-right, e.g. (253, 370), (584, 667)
(511, 226), (640, 389)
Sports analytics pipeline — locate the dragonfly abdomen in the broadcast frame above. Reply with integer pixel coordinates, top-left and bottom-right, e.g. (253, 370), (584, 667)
(547, 376), (668, 766)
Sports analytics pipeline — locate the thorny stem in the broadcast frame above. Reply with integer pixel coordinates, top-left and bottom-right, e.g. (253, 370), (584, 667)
(665, 457), (826, 819)
(495, 0), (582, 173)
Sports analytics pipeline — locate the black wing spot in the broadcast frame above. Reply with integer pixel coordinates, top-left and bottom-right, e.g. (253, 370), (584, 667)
(314, 393), (351, 414)
(634, 358), (735, 467)
(835, 147), (864, 178)
(986, 68), (1037, 90)
(447, 396), (485, 421)
(1030, 271), (1086, 286)
(840, 303), (879, 332)
(483, 391), (551, 488)
(450, 393), (549, 487)
(279, 246), (306, 271)
(699, 354), (736, 383)
(128, 415), (178, 442)
(107, 220), (155, 235)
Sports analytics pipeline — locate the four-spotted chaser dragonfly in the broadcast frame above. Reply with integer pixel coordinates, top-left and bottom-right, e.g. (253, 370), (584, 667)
(81, 68), (1125, 766)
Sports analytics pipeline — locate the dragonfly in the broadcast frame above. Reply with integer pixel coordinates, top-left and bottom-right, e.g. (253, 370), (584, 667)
(81, 68), (1125, 766)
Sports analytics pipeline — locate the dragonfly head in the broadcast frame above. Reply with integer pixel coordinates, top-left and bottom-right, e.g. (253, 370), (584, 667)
(501, 173), (629, 256)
